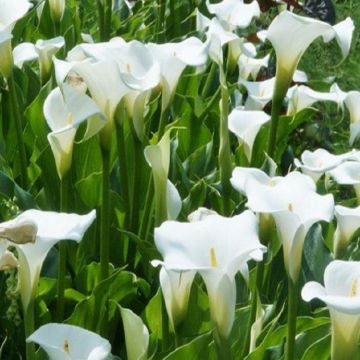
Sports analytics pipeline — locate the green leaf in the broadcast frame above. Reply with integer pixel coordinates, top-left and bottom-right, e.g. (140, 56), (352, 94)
(163, 332), (212, 360)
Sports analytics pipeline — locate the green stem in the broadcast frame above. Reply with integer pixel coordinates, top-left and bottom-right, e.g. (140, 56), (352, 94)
(24, 299), (35, 360)
(161, 291), (170, 351)
(8, 75), (28, 188)
(56, 174), (69, 321)
(158, 106), (169, 139)
(156, 0), (166, 42)
(214, 330), (232, 360)
(104, 0), (112, 40)
(219, 68), (232, 216)
(169, 0), (179, 37)
(201, 63), (218, 98)
(97, 0), (105, 41)
(154, 176), (167, 226)
(240, 261), (265, 358)
(100, 148), (111, 281)
(285, 279), (298, 360)
(138, 176), (154, 241)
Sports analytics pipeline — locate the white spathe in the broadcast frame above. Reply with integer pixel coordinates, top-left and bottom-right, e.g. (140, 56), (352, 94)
(344, 91), (360, 145)
(228, 109), (270, 161)
(246, 171), (334, 282)
(302, 260), (360, 359)
(334, 205), (360, 256)
(147, 37), (208, 109)
(294, 148), (359, 183)
(206, 0), (260, 30)
(267, 11), (354, 82)
(13, 36), (65, 81)
(238, 53), (270, 80)
(1, 210), (96, 310)
(239, 77), (275, 110)
(27, 323), (111, 360)
(49, 0), (66, 23)
(120, 307), (149, 360)
(44, 84), (105, 179)
(154, 210), (265, 338)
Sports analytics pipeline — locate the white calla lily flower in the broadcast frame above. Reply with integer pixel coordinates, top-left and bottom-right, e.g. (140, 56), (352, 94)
(344, 91), (360, 145)
(267, 11), (354, 95)
(49, 0), (65, 23)
(13, 36), (65, 82)
(302, 260), (360, 360)
(206, 0), (260, 30)
(144, 131), (182, 222)
(334, 205), (360, 257)
(0, 0), (33, 78)
(72, 60), (130, 148)
(246, 171), (334, 282)
(1, 210), (96, 310)
(292, 70), (308, 83)
(154, 210), (266, 338)
(238, 54), (270, 80)
(294, 148), (358, 183)
(327, 161), (360, 203)
(287, 83), (344, 116)
(228, 109), (270, 161)
(120, 307), (149, 360)
(44, 84), (105, 179)
(239, 77), (275, 110)
(147, 37), (208, 110)
(27, 323), (111, 360)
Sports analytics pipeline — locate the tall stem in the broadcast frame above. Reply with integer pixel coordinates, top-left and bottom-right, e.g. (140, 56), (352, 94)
(214, 330), (232, 360)
(24, 299), (35, 360)
(201, 63), (218, 98)
(8, 75), (27, 188)
(156, 0), (166, 42)
(138, 176), (154, 241)
(161, 291), (170, 351)
(56, 173), (69, 321)
(285, 278), (298, 360)
(104, 0), (112, 40)
(100, 148), (111, 281)
(97, 0), (105, 41)
(219, 68), (232, 216)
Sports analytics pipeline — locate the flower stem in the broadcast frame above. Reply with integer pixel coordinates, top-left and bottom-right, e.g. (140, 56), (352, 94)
(219, 68), (232, 216)
(56, 173), (69, 321)
(100, 147), (111, 281)
(161, 290), (170, 351)
(8, 75), (28, 188)
(24, 299), (35, 360)
(97, 0), (105, 41)
(103, 0), (112, 40)
(138, 175), (154, 241)
(156, 0), (166, 42)
(214, 329), (232, 360)
(285, 278), (299, 360)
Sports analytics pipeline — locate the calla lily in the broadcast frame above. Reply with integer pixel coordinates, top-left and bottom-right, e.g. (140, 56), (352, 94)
(120, 307), (149, 360)
(72, 59), (130, 149)
(287, 83), (344, 116)
(13, 36), (65, 82)
(302, 260), (360, 360)
(147, 37), (208, 110)
(206, 0), (260, 30)
(294, 148), (358, 183)
(327, 161), (360, 203)
(344, 91), (360, 145)
(292, 69), (308, 83)
(144, 131), (182, 223)
(0, 0), (33, 78)
(0, 209), (96, 310)
(267, 11), (354, 97)
(334, 205), (360, 257)
(239, 77), (275, 110)
(154, 210), (266, 338)
(245, 171), (334, 282)
(228, 109), (270, 161)
(238, 53), (270, 80)
(49, 0), (65, 23)
(27, 323), (111, 360)
(197, 10), (254, 69)
(44, 84), (105, 179)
